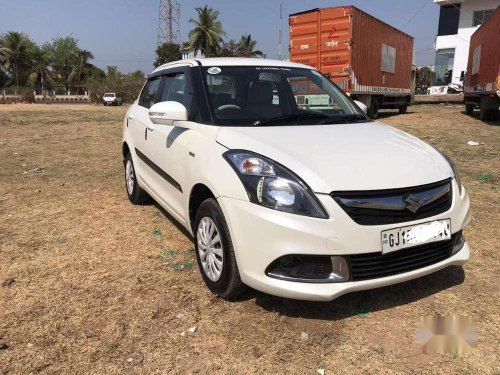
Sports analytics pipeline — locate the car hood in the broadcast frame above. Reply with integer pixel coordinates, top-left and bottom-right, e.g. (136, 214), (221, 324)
(216, 122), (453, 193)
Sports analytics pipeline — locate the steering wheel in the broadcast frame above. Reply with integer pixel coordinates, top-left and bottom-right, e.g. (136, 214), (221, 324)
(215, 104), (242, 113)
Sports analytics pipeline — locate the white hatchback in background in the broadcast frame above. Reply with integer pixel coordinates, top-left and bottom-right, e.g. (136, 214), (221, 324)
(122, 58), (470, 301)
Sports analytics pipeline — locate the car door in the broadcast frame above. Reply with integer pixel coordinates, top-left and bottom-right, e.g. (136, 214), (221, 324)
(129, 76), (163, 194)
(145, 68), (194, 221)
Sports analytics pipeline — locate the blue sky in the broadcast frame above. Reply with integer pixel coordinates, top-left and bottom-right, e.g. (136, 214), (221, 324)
(0, 0), (439, 73)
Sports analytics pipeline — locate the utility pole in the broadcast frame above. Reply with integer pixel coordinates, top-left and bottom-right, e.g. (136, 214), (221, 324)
(278, 3), (283, 60)
(157, 0), (181, 47)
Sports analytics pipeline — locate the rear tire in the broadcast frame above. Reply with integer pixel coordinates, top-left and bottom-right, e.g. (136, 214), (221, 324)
(368, 98), (379, 119)
(194, 198), (246, 299)
(398, 104), (408, 114)
(465, 104), (474, 115)
(124, 152), (150, 204)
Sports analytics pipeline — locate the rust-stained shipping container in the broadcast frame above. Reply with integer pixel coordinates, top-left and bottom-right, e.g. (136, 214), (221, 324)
(464, 7), (500, 120)
(289, 6), (415, 118)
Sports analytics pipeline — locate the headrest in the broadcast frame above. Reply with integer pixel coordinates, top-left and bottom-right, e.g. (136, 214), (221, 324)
(248, 81), (273, 105)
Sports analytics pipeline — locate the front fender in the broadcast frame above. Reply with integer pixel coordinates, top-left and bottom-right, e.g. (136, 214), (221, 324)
(183, 129), (249, 221)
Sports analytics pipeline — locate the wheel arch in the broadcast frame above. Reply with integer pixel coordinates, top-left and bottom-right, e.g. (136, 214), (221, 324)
(189, 183), (216, 231)
(122, 141), (130, 160)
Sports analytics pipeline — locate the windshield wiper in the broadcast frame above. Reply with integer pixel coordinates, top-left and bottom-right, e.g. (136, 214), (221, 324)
(253, 113), (330, 126)
(319, 114), (368, 124)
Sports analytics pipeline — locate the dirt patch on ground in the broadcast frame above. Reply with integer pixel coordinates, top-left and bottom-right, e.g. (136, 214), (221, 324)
(0, 103), (498, 374)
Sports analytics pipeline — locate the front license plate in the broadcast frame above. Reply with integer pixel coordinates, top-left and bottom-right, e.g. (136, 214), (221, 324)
(381, 219), (451, 254)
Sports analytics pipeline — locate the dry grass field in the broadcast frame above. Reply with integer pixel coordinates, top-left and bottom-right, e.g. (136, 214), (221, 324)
(0, 103), (498, 374)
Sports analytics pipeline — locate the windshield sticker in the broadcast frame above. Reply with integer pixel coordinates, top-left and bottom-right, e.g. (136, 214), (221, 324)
(207, 67), (221, 75)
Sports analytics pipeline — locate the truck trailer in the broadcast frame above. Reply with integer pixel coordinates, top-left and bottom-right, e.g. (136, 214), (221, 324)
(464, 7), (500, 121)
(289, 6), (415, 119)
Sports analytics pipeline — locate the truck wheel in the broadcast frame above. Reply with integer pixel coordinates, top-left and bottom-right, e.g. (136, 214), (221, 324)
(398, 104), (408, 114)
(368, 98), (379, 119)
(465, 104), (474, 115)
(479, 104), (493, 121)
(124, 153), (150, 204)
(194, 198), (246, 299)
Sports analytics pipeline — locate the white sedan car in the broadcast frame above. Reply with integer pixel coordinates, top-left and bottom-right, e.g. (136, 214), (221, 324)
(122, 58), (470, 301)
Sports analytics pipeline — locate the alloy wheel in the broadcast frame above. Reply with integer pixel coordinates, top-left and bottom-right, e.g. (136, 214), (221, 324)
(125, 160), (135, 195)
(197, 217), (224, 282)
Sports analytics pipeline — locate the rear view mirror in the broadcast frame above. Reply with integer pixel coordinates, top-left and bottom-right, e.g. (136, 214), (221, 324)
(149, 101), (188, 125)
(354, 100), (368, 115)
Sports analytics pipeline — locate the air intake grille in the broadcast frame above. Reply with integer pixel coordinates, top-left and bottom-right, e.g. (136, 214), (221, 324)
(348, 233), (458, 281)
(331, 179), (452, 225)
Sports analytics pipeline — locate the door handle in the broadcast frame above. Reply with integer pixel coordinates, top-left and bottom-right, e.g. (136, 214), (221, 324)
(145, 126), (154, 140)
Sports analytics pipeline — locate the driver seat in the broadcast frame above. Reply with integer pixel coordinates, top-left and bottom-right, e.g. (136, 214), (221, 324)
(246, 81), (282, 118)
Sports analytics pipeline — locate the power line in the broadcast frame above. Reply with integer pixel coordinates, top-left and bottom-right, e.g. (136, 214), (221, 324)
(401, 0), (432, 30)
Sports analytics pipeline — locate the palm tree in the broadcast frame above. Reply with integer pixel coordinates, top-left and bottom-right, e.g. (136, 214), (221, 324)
(238, 34), (263, 58)
(68, 49), (94, 94)
(27, 47), (54, 99)
(188, 5), (225, 57)
(0, 31), (34, 91)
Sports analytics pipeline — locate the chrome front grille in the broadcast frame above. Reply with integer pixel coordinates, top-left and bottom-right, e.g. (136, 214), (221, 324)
(331, 179), (452, 225)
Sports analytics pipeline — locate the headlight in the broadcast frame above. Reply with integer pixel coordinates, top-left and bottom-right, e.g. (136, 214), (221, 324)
(224, 151), (329, 218)
(433, 146), (463, 194)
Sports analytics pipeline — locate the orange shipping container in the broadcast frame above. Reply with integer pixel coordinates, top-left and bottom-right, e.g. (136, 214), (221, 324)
(289, 6), (415, 118)
(465, 7), (500, 94)
(464, 6), (500, 120)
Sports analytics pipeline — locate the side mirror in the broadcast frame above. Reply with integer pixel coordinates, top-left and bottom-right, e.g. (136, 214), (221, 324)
(354, 100), (368, 115)
(149, 101), (187, 125)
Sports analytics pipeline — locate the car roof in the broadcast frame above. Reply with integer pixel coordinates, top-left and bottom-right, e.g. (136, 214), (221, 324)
(151, 57), (312, 76)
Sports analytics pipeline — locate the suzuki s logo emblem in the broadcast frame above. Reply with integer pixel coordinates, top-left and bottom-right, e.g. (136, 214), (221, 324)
(403, 193), (422, 213)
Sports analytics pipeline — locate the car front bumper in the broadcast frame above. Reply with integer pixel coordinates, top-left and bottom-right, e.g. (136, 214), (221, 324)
(217, 181), (470, 301)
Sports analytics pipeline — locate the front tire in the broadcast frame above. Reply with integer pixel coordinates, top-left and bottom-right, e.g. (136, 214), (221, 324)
(124, 153), (150, 204)
(194, 198), (246, 299)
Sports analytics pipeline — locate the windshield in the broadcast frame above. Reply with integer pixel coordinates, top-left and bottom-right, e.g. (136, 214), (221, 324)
(104, 93), (115, 97)
(201, 66), (368, 126)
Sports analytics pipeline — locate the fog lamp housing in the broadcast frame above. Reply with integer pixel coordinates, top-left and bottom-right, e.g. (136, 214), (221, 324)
(266, 255), (350, 283)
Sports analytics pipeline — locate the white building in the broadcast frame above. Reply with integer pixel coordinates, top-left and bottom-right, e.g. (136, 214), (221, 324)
(181, 46), (204, 60)
(434, 0), (499, 85)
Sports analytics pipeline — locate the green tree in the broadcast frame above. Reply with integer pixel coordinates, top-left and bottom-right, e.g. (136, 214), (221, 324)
(27, 46), (55, 96)
(218, 40), (239, 57)
(84, 64), (106, 80)
(416, 67), (435, 92)
(127, 70), (145, 79)
(43, 36), (79, 91)
(188, 5), (225, 57)
(68, 49), (94, 94)
(106, 65), (120, 79)
(237, 34), (263, 57)
(0, 31), (35, 90)
(154, 43), (181, 67)
(0, 69), (8, 87)
(85, 66), (145, 104)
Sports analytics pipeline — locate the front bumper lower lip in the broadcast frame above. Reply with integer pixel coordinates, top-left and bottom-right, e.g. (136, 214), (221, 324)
(258, 242), (469, 301)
